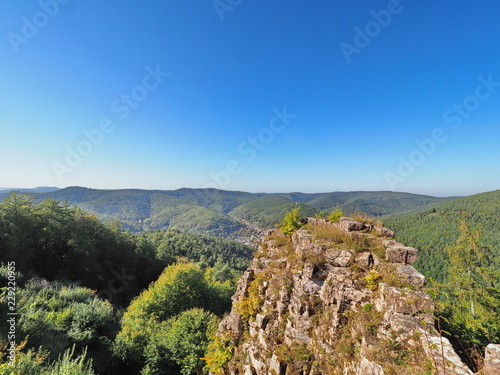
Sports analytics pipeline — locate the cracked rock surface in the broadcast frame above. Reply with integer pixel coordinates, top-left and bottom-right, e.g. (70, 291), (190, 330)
(213, 218), (480, 375)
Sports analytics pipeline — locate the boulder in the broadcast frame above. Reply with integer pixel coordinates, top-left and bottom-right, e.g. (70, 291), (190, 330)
(357, 252), (380, 268)
(484, 344), (500, 375)
(328, 249), (354, 267)
(358, 357), (384, 375)
(397, 265), (426, 288)
(421, 336), (473, 375)
(303, 279), (322, 294)
(386, 245), (418, 264)
(339, 217), (365, 232)
(383, 286), (434, 314)
(387, 313), (425, 341)
(292, 230), (313, 252)
(374, 225), (395, 238)
(382, 239), (397, 247)
(307, 217), (330, 226)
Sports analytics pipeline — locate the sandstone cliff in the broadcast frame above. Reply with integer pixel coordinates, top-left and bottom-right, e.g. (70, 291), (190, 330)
(209, 217), (499, 375)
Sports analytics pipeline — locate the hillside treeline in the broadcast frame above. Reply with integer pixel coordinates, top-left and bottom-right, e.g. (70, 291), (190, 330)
(0, 193), (253, 374)
(384, 190), (500, 282)
(384, 191), (500, 367)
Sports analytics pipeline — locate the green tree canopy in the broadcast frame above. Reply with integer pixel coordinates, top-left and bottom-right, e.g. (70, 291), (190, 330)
(436, 220), (500, 348)
(114, 263), (232, 374)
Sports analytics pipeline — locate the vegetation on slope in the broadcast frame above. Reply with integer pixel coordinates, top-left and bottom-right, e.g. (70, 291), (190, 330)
(0, 280), (115, 374)
(0, 193), (161, 306)
(384, 190), (500, 282)
(0, 193), (253, 374)
(433, 221), (500, 351)
(35, 187), (258, 236)
(384, 191), (500, 368)
(305, 191), (454, 216)
(0, 193), (252, 301)
(230, 195), (319, 228)
(114, 263), (231, 374)
(0, 186), (454, 237)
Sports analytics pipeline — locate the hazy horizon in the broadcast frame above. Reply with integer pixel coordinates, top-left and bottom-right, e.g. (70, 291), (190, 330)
(0, 184), (491, 199)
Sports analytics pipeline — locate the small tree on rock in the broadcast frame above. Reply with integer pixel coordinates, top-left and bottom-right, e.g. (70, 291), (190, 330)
(280, 208), (302, 235)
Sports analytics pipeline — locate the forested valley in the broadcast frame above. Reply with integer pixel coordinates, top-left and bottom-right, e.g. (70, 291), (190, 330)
(0, 193), (253, 374)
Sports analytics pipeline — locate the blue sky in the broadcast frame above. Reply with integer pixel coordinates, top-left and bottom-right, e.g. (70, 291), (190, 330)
(1, 1), (499, 196)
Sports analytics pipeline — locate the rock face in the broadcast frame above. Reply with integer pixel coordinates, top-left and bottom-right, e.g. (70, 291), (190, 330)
(484, 344), (500, 375)
(211, 218), (477, 375)
(385, 244), (419, 264)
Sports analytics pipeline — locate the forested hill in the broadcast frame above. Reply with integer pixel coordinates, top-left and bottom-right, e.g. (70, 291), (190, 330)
(275, 190), (454, 216)
(384, 189), (500, 282)
(0, 193), (254, 374)
(6, 186), (454, 237)
(37, 187), (260, 237)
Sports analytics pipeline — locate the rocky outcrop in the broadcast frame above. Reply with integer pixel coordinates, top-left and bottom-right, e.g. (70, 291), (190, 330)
(484, 344), (500, 375)
(211, 217), (483, 375)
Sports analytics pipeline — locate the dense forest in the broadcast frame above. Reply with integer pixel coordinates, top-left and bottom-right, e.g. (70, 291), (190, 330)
(384, 190), (500, 363)
(384, 190), (500, 282)
(229, 195), (319, 228)
(0, 193), (253, 374)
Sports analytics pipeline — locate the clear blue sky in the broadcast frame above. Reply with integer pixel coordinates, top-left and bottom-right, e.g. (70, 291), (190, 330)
(1, 1), (499, 196)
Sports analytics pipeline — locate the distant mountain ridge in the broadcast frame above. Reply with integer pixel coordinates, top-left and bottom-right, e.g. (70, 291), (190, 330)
(0, 186), (60, 193)
(2, 186), (455, 237)
(274, 190), (455, 216)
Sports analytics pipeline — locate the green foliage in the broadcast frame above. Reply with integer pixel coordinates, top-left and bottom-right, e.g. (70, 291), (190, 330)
(115, 263), (233, 374)
(163, 309), (219, 375)
(364, 271), (382, 290)
(280, 208), (302, 235)
(275, 343), (312, 372)
(0, 342), (95, 375)
(0, 193), (163, 307)
(203, 332), (234, 374)
(384, 190), (500, 282)
(435, 220), (500, 349)
(328, 207), (343, 222)
(235, 275), (264, 322)
(47, 345), (96, 375)
(139, 230), (253, 271)
(0, 280), (116, 374)
(0, 341), (46, 375)
(230, 196), (318, 229)
(314, 211), (326, 219)
(136, 309), (219, 375)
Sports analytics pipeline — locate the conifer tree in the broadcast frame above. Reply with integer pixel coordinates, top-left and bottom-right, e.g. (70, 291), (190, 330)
(439, 220), (500, 347)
